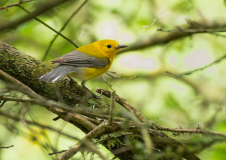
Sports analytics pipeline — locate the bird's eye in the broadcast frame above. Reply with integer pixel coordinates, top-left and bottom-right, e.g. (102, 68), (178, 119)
(107, 45), (111, 48)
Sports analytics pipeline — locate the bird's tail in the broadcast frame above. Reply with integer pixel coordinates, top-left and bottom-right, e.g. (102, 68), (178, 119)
(39, 66), (74, 82)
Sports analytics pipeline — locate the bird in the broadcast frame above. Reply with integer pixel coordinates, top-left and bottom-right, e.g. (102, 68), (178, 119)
(39, 39), (128, 88)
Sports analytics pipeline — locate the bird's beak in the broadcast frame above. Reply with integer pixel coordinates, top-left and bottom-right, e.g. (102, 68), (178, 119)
(115, 45), (128, 49)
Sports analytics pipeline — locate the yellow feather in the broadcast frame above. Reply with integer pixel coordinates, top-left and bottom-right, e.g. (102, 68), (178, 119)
(74, 39), (121, 80)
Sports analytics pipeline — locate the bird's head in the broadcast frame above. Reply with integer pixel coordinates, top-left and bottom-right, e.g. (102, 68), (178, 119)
(94, 39), (128, 61)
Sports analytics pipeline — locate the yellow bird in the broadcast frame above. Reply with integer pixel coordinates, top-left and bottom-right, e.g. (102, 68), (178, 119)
(39, 39), (128, 88)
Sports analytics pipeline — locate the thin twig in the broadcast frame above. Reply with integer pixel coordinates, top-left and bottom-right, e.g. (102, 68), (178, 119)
(101, 75), (113, 91)
(49, 150), (67, 155)
(140, 125), (152, 159)
(0, 95), (35, 103)
(157, 28), (226, 33)
(58, 121), (109, 160)
(0, 111), (80, 141)
(109, 90), (115, 126)
(18, 5), (78, 48)
(62, 112), (96, 131)
(154, 125), (226, 139)
(0, 145), (14, 149)
(0, 70), (43, 100)
(166, 53), (226, 78)
(106, 71), (137, 80)
(119, 20), (226, 54)
(0, 100), (6, 108)
(0, 0), (35, 10)
(95, 88), (147, 123)
(0, 0), (79, 49)
(42, 0), (88, 61)
(0, 87), (123, 124)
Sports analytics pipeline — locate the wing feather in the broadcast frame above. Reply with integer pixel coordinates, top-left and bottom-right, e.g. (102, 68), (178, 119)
(51, 50), (110, 68)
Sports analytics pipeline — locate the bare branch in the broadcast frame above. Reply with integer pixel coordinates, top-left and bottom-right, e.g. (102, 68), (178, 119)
(0, 88), (123, 124)
(119, 20), (226, 54)
(49, 150), (67, 155)
(0, 0), (35, 10)
(140, 125), (153, 159)
(42, 0), (88, 61)
(166, 53), (226, 78)
(0, 95), (35, 103)
(0, 145), (14, 149)
(0, 0), (68, 34)
(154, 125), (226, 139)
(157, 28), (226, 33)
(62, 112), (96, 131)
(0, 100), (6, 108)
(17, 5), (79, 48)
(0, 70), (43, 100)
(0, 111), (80, 141)
(0, 0), (80, 47)
(96, 88), (147, 123)
(108, 90), (115, 126)
(101, 75), (113, 91)
(58, 121), (109, 160)
(106, 71), (137, 80)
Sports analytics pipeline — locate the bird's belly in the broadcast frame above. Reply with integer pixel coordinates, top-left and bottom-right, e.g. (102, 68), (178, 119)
(69, 65), (110, 81)
(69, 67), (86, 80)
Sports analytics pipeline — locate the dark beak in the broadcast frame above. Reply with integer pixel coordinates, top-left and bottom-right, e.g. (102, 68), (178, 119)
(115, 45), (128, 49)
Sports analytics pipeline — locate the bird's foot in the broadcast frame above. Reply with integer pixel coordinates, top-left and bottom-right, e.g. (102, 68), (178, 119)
(68, 76), (77, 84)
(92, 93), (102, 99)
(81, 81), (102, 99)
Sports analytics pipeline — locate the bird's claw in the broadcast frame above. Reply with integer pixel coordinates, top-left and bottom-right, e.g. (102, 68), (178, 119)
(92, 93), (102, 99)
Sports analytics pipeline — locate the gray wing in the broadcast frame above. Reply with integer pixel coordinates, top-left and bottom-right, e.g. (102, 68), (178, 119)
(51, 50), (110, 68)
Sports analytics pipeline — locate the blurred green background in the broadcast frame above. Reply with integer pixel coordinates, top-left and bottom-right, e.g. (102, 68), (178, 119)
(1, 0), (226, 159)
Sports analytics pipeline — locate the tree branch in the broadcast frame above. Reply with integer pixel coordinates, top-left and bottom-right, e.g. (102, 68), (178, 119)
(154, 125), (226, 139)
(119, 19), (226, 54)
(96, 88), (147, 123)
(0, 111), (79, 141)
(58, 121), (109, 160)
(166, 53), (226, 78)
(0, 145), (14, 149)
(42, 0), (88, 61)
(108, 90), (115, 126)
(17, 4), (79, 48)
(0, 0), (70, 32)
(157, 28), (226, 33)
(0, 0), (35, 10)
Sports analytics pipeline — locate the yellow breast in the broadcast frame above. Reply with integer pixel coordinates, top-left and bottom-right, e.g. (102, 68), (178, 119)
(68, 64), (111, 81)
(83, 63), (111, 80)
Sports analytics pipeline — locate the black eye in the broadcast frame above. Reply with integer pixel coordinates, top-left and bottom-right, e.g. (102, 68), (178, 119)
(107, 45), (111, 48)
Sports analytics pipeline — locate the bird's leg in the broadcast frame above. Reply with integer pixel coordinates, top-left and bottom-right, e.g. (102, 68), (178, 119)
(81, 80), (88, 90)
(65, 76), (77, 87)
(81, 80), (101, 99)
(68, 76), (77, 84)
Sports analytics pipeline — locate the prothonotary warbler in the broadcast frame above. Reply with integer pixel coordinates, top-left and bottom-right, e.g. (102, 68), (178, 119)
(39, 39), (128, 88)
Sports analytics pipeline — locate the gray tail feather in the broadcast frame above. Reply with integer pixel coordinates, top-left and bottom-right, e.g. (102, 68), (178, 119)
(39, 66), (71, 82)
